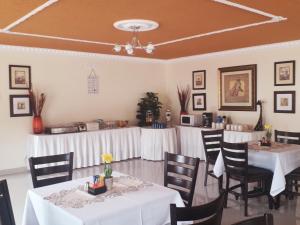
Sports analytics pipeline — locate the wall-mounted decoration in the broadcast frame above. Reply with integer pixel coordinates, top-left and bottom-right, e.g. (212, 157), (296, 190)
(218, 64), (257, 111)
(274, 60), (295, 86)
(9, 65), (31, 90)
(87, 69), (99, 94)
(274, 91), (295, 113)
(192, 70), (206, 90)
(9, 95), (32, 117)
(192, 93), (206, 111)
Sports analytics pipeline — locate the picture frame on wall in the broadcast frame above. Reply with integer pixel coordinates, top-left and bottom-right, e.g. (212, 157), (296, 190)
(192, 93), (206, 111)
(218, 64), (257, 111)
(9, 65), (31, 90)
(192, 70), (206, 90)
(9, 95), (32, 117)
(274, 91), (295, 113)
(274, 60), (295, 86)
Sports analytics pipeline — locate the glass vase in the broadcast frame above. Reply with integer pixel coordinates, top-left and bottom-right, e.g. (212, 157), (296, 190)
(33, 116), (43, 134)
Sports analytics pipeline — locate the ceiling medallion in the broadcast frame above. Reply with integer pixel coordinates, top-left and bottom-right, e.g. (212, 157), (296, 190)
(113, 19), (159, 55)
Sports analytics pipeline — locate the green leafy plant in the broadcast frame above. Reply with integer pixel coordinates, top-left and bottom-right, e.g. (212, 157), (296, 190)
(136, 92), (162, 127)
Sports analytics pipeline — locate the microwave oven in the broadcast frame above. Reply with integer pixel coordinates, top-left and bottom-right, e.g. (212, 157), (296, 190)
(180, 114), (202, 126)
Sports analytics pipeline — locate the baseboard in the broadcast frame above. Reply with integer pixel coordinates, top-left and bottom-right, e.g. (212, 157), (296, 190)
(0, 167), (27, 176)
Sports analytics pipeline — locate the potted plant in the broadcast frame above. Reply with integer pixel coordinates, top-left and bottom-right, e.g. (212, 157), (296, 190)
(102, 153), (113, 190)
(136, 92), (162, 127)
(28, 88), (46, 134)
(177, 85), (191, 115)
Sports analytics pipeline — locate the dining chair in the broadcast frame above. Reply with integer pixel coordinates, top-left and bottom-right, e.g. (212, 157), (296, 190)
(29, 152), (74, 188)
(275, 130), (300, 199)
(201, 129), (224, 189)
(221, 141), (273, 216)
(170, 191), (225, 225)
(0, 179), (16, 225)
(164, 152), (200, 207)
(231, 213), (273, 225)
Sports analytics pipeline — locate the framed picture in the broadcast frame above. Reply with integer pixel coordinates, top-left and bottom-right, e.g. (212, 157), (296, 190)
(9, 65), (31, 89)
(274, 60), (295, 86)
(9, 95), (32, 117)
(274, 91), (295, 113)
(192, 93), (206, 111)
(192, 70), (206, 90)
(218, 64), (257, 111)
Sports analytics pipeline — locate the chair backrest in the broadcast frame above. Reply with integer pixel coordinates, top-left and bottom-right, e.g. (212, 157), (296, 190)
(221, 142), (248, 177)
(170, 191), (225, 225)
(274, 130), (300, 145)
(164, 152), (200, 207)
(29, 152), (74, 188)
(201, 129), (224, 162)
(231, 213), (273, 225)
(0, 180), (16, 225)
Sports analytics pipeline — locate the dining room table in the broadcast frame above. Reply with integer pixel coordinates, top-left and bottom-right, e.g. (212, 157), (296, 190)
(22, 172), (185, 225)
(213, 141), (300, 197)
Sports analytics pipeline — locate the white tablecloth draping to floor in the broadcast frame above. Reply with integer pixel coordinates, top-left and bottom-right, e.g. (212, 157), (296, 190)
(141, 128), (177, 161)
(213, 143), (300, 196)
(26, 127), (141, 169)
(22, 172), (184, 225)
(177, 126), (265, 160)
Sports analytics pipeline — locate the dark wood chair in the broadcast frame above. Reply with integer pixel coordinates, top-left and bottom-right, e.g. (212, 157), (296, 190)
(164, 152), (200, 207)
(275, 130), (300, 199)
(221, 142), (273, 216)
(170, 191), (225, 225)
(201, 129), (224, 189)
(29, 152), (74, 188)
(0, 180), (16, 225)
(231, 213), (273, 225)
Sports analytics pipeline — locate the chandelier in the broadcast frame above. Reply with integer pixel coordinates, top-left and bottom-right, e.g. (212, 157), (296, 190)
(113, 19), (159, 55)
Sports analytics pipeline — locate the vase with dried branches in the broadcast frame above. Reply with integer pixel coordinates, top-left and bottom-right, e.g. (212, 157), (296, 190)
(29, 88), (46, 134)
(177, 85), (191, 115)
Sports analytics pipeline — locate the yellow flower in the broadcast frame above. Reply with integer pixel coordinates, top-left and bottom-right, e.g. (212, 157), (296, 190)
(264, 124), (272, 130)
(102, 153), (113, 163)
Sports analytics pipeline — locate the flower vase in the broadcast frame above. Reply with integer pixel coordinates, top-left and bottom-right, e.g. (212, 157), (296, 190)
(180, 111), (188, 116)
(105, 177), (113, 190)
(33, 116), (43, 134)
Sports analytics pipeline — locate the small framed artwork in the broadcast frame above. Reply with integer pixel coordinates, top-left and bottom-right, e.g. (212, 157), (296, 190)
(192, 70), (206, 90)
(9, 65), (31, 89)
(274, 91), (295, 113)
(219, 64), (257, 111)
(9, 95), (32, 117)
(274, 60), (295, 86)
(192, 93), (206, 111)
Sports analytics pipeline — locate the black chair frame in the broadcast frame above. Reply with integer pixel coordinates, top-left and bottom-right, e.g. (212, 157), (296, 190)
(29, 152), (74, 188)
(231, 213), (273, 225)
(0, 179), (16, 225)
(164, 152), (200, 207)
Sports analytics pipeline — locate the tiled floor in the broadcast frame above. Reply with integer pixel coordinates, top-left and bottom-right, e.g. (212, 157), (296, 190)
(1, 159), (300, 225)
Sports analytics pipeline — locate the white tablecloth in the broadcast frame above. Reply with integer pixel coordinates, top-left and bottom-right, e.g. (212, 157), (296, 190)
(213, 144), (300, 196)
(26, 127), (141, 169)
(22, 172), (184, 225)
(141, 128), (177, 161)
(177, 126), (265, 160)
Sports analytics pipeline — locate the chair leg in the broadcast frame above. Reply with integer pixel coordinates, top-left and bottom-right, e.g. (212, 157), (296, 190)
(204, 162), (209, 186)
(224, 175), (230, 208)
(244, 182), (248, 216)
(218, 175), (223, 194)
(287, 177), (294, 200)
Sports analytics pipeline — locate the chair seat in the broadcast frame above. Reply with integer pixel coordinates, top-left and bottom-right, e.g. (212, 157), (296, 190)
(288, 167), (300, 176)
(230, 166), (272, 182)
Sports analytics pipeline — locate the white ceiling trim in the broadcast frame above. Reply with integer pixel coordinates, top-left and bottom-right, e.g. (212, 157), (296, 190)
(2, 0), (59, 32)
(0, 0), (287, 50)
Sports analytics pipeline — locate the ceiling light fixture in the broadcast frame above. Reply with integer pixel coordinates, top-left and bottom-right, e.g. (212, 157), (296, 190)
(113, 19), (159, 55)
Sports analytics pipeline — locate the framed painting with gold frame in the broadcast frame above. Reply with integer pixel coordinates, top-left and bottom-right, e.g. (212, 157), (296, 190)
(218, 64), (257, 111)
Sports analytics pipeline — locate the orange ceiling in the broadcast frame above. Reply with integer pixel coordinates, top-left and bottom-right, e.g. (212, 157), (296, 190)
(0, 0), (299, 59)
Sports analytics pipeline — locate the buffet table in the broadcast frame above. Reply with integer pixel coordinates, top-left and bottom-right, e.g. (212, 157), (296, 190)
(177, 126), (265, 160)
(26, 127), (141, 169)
(141, 128), (177, 161)
(22, 172), (184, 225)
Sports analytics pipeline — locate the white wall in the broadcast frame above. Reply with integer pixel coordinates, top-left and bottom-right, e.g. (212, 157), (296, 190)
(166, 41), (300, 132)
(0, 47), (166, 171)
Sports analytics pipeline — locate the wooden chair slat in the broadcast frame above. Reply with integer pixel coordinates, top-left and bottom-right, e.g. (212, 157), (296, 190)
(36, 175), (72, 187)
(35, 164), (71, 176)
(167, 164), (194, 178)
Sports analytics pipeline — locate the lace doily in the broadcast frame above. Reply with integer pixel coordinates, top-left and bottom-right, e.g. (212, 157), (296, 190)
(44, 176), (153, 209)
